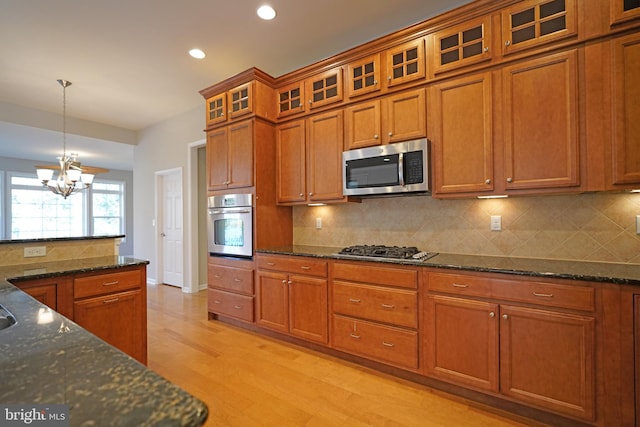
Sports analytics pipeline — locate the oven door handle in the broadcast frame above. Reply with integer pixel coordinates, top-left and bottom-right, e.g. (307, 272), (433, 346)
(209, 208), (252, 215)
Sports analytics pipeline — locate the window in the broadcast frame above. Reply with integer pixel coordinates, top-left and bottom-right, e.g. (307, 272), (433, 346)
(7, 173), (125, 239)
(91, 181), (125, 236)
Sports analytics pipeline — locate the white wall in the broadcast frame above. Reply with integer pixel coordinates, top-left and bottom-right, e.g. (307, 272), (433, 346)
(133, 104), (205, 288)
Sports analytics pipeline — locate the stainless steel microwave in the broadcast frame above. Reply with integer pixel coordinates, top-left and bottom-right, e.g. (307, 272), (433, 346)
(343, 139), (430, 196)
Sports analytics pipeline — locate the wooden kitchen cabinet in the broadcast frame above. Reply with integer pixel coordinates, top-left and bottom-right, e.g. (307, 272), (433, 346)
(610, 33), (640, 186)
(430, 71), (494, 195)
(205, 80), (274, 128)
(432, 15), (492, 75)
(305, 67), (343, 110)
(501, 0), (577, 56)
(344, 87), (426, 149)
(384, 38), (426, 87)
(13, 275), (73, 319)
(502, 49), (580, 191)
(425, 271), (595, 421)
(276, 110), (346, 205)
(256, 254), (328, 344)
(206, 119), (254, 191)
(73, 265), (147, 364)
(346, 53), (382, 98)
(276, 80), (305, 119)
(611, 0), (640, 24)
(331, 261), (419, 371)
(207, 256), (254, 323)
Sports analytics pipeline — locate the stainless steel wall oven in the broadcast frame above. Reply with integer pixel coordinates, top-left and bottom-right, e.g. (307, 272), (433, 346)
(206, 193), (253, 258)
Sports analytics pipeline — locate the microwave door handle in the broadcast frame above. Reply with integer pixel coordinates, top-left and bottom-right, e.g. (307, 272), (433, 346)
(398, 152), (405, 186)
(209, 208), (252, 215)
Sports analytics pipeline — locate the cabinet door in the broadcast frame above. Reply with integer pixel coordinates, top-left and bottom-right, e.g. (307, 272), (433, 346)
(206, 127), (229, 191)
(385, 38), (426, 87)
(227, 120), (254, 189)
(611, 0), (640, 24)
(276, 120), (306, 203)
(289, 275), (328, 344)
(611, 34), (640, 185)
(346, 53), (381, 98)
(502, 50), (580, 190)
(205, 93), (227, 127)
(228, 82), (253, 120)
(277, 81), (305, 118)
(307, 110), (345, 202)
(499, 305), (595, 421)
(383, 88), (426, 144)
(74, 289), (145, 363)
(14, 276), (73, 318)
(433, 16), (492, 74)
(425, 295), (499, 392)
(344, 99), (381, 149)
(431, 72), (494, 195)
(256, 270), (289, 333)
(306, 67), (343, 110)
(501, 0), (577, 55)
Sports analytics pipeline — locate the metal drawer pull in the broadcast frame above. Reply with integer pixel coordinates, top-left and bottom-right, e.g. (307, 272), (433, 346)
(103, 281), (119, 286)
(213, 274), (222, 279)
(382, 342), (395, 348)
(233, 278), (242, 282)
(233, 305), (242, 310)
(103, 298), (119, 304)
(267, 262), (276, 266)
(349, 333), (361, 339)
(349, 298), (361, 303)
(452, 283), (468, 288)
(533, 292), (554, 298)
(300, 266), (311, 270)
(381, 303), (395, 309)
(214, 300), (221, 304)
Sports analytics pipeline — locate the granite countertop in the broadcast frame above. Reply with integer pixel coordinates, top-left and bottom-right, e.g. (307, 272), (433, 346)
(0, 257), (208, 426)
(257, 245), (640, 286)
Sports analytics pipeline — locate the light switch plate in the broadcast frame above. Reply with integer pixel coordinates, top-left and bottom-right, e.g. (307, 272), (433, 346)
(24, 246), (46, 257)
(490, 215), (502, 231)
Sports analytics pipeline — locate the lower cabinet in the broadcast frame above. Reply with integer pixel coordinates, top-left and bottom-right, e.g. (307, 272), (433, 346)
(13, 275), (73, 319)
(331, 261), (419, 371)
(207, 256), (255, 323)
(425, 272), (596, 422)
(256, 254), (328, 344)
(73, 266), (147, 364)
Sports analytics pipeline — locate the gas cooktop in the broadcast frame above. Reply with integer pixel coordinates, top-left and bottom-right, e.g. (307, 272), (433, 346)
(337, 245), (437, 261)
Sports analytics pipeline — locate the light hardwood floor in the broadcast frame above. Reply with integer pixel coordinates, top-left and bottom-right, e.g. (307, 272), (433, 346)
(147, 284), (545, 427)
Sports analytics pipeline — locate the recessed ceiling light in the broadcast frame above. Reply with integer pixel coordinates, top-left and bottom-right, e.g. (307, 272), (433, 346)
(189, 48), (206, 59)
(257, 5), (276, 20)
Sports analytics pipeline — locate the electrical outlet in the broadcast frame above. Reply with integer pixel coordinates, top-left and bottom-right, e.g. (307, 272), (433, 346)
(24, 246), (47, 258)
(490, 215), (502, 231)
(315, 217), (322, 230)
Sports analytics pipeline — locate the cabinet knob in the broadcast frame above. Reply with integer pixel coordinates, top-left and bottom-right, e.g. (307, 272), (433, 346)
(387, 76), (392, 81)
(485, 179), (491, 184)
(489, 312), (495, 318)
(374, 134), (379, 139)
(506, 177), (513, 183)
(299, 193), (304, 197)
(505, 40), (511, 46)
(502, 314), (509, 320)
(388, 132), (393, 137)
(287, 280), (292, 285)
(308, 192), (313, 196)
(484, 46), (489, 52)
(281, 279), (287, 284)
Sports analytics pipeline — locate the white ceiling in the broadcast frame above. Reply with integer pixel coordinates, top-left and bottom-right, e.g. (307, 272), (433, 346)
(0, 0), (471, 170)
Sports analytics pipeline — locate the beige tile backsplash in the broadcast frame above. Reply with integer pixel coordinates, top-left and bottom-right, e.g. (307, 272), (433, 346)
(0, 238), (121, 266)
(294, 192), (640, 264)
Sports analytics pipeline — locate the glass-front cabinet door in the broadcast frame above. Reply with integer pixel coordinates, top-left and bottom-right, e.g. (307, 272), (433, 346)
(433, 16), (492, 74)
(347, 54), (381, 98)
(611, 0), (640, 24)
(385, 38), (426, 87)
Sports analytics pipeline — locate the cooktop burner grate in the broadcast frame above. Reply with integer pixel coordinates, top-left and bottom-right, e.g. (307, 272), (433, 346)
(337, 245), (437, 261)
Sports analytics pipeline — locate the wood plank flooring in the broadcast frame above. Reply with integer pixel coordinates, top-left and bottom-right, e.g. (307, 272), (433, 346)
(147, 284), (545, 427)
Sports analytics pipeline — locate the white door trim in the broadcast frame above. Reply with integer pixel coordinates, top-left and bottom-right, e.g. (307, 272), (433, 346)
(186, 138), (207, 293)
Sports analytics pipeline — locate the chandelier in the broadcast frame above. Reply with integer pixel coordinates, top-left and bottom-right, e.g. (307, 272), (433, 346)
(36, 79), (104, 199)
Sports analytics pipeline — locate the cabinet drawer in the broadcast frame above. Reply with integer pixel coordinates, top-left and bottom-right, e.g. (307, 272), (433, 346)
(208, 289), (254, 322)
(332, 314), (418, 370)
(492, 279), (595, 312)
(208, 264), (254, 295)
(257, 255), (327, 277)
(74, 269), (142, 299)
(428, 272), (492, 297)
(332, 262), (418, 289)
(333, 281), (417, 328)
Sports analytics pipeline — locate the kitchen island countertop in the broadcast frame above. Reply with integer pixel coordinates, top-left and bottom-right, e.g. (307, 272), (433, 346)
(0, 256), (208, 426)
(257, 245), (640, 286)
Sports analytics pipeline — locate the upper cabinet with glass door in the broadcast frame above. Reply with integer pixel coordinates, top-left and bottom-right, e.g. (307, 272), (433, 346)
(501, 0), (577, 55)
(204, 80), (275, 129)
(346, 53), (382, 98)
(432, 16), (492, 74)
(305, 67), (343, 110)
(385, 38), (426, 87)
(611, 0), (640, 25)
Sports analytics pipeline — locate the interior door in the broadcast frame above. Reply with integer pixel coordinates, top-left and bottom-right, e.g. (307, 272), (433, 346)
(160, 170), (184, 287)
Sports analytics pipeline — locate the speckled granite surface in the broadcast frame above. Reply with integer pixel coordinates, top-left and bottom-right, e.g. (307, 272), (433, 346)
(0, 257), (208, 426)
(257, 245), (640, 285)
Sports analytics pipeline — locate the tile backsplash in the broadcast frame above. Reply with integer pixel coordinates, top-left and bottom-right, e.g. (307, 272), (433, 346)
(0, 238), (121, 266)
(293, 192), (640, 264)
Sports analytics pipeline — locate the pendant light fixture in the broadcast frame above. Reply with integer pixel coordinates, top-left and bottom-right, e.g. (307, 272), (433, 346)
(36, 79), (105, 199)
